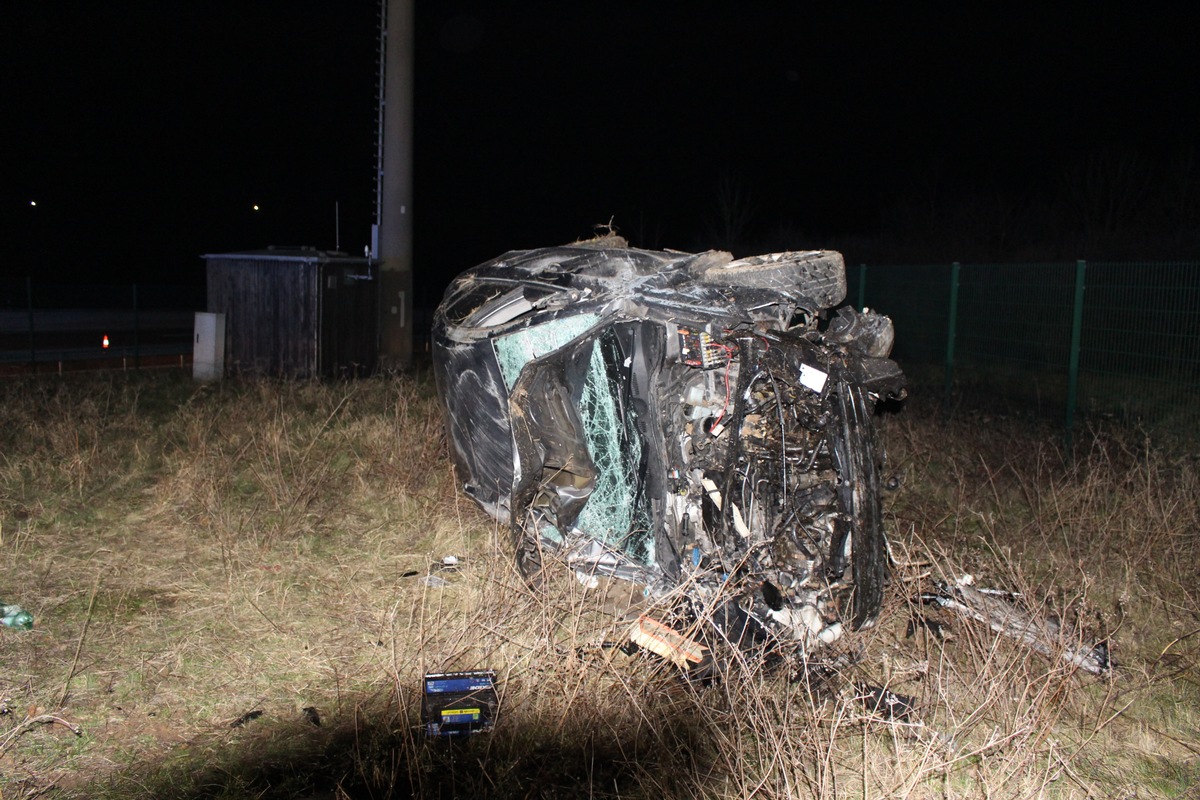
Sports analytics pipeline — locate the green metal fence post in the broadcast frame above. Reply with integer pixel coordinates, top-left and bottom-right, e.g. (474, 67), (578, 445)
(1065, 259), (1087, 451)
(944, 262), (960, 413)
(858, 263), (867, 311)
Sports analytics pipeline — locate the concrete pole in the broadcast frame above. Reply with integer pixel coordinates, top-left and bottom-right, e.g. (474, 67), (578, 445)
(377, 0), (414, 369)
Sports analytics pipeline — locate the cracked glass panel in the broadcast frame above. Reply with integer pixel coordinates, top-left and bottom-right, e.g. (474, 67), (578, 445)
(494, 314), (600, 390)
(575, 330), (653, 565)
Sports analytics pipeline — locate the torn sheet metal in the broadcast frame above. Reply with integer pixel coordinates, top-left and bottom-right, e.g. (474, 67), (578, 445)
(432, 238), (906, 663)
(854, 683), (918, 721)
(919, 577), (1112, 675)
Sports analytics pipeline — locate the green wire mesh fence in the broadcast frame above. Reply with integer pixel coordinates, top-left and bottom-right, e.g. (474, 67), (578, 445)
(849, 260), (1200, 449)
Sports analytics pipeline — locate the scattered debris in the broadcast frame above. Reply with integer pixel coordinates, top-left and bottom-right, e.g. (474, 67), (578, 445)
(917, 576), (1113, 675)
(420, 575), (450, 589)
(0, 602), (34, 630)
(230, 709), (263, 728)
(629, 615), (708, 671)
(906, 613), (951, 641)
(574, 569), (600, 589)
(854, 683), (918, 721)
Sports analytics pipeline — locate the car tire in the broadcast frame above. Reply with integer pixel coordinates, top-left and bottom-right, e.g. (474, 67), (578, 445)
(698, 250), (847, 309)
(829, 381), (888, 630)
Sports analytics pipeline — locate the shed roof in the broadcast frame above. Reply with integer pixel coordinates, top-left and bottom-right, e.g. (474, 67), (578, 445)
(201, 246), (370, 265)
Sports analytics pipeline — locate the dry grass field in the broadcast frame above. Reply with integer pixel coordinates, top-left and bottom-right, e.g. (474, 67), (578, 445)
(1, 370), (1197, 799)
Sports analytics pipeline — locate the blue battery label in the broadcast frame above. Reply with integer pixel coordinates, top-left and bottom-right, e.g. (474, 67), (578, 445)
(425, 677), (493, 693)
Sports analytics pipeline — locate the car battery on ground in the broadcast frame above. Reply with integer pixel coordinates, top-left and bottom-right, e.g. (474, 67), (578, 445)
(422, 670), (498, 737)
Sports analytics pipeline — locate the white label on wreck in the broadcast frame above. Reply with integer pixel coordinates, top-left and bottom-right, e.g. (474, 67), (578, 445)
(800, 363), (828, 394)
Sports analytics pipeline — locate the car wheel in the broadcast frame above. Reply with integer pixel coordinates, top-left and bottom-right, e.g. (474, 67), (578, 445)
(698, 250), (847, 309)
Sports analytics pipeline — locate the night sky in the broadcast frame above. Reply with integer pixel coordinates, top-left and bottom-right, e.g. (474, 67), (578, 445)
(3, 3), (1196, 305)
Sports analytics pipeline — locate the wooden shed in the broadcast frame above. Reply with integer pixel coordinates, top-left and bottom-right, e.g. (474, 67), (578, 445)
(203, 247), (378, 378)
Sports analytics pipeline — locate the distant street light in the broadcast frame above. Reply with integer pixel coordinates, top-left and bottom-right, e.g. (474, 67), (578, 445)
(252, 204), (260, 211)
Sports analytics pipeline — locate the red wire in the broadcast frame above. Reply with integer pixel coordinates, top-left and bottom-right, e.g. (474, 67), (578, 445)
(710, 344), (734, 429)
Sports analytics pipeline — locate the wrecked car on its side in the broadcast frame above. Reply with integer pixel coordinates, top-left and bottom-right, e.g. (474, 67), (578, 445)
(432, 237), (905, 669)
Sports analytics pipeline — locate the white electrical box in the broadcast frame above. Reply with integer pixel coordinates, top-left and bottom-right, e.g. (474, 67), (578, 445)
(193, 312), (226, 381)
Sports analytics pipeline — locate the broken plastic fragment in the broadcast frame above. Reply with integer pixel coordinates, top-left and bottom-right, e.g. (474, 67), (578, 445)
(731, 503), (751, 538)
(799, 604), (824, 633)
(629, 615), (707, 669)
(0, 603), (33, 630)
(701, 477), (723, 510)
(818, 621), (844, 644)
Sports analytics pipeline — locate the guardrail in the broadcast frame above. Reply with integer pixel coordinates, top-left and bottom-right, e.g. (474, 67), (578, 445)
(0, 279), (201, 375)
(0, 342), (192, 364)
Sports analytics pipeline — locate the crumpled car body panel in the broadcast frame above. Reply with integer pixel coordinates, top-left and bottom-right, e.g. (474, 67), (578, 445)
(433, 240), (905, 655)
